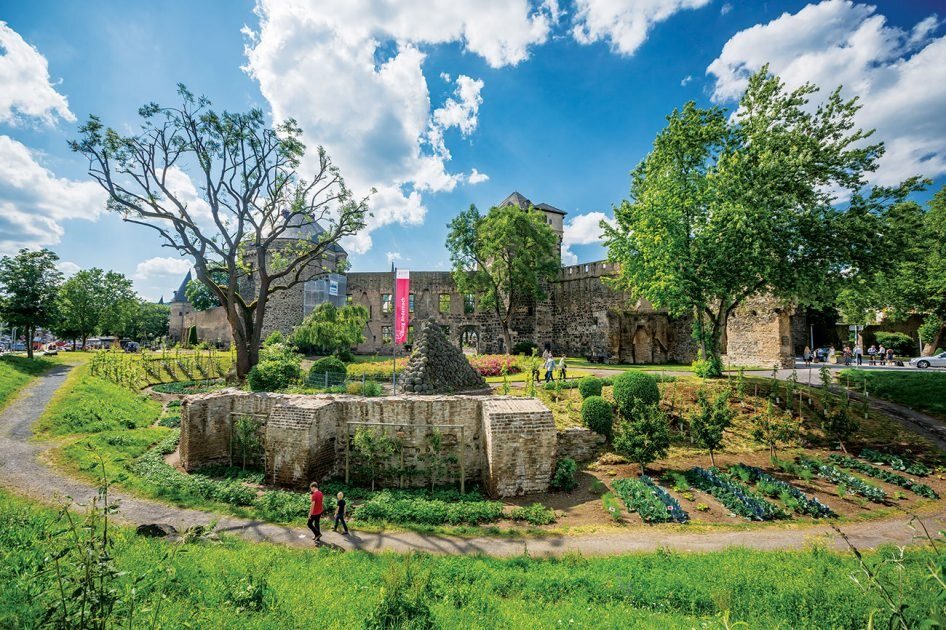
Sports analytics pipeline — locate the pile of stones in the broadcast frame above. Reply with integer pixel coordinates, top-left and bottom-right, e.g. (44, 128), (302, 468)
(401, 319), (488, 394)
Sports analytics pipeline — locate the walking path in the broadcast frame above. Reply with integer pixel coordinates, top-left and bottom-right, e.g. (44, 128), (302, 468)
(1, 367), (945, 556)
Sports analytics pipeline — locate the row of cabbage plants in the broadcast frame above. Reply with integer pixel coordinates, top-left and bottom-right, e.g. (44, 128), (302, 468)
(726, 464), (835, 518)
(798, 458), (887, 503)
(827, 454), (939, 500)
(685, 467), (785, 521)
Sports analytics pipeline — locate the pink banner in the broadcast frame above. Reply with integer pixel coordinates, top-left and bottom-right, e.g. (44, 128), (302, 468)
(395, 269), (410, 344)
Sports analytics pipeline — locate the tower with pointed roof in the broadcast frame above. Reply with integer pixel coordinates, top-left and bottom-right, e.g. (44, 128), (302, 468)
(167, 270), (194, 343)
(498, 191), (565, 255)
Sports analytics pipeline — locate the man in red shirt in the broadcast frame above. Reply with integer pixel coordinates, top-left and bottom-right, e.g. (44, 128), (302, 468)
(308, 481), (324, 542)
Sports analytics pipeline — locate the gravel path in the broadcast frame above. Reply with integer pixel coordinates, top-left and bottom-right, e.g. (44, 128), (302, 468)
(1, 367), (944, 556)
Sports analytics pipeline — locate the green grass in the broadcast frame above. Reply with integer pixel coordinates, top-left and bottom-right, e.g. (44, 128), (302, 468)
(35, 363), (162, 436)
(2, 489), (943, 628)
(841, 369), (946, 419)
(0, 355), (54, 411)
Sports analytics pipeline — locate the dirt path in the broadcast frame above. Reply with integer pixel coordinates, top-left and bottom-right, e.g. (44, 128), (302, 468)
(1, 368), (945, 556)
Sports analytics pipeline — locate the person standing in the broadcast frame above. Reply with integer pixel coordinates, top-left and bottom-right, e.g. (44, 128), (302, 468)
(878, 345), (886, 366)
(307, 481), (324, 542)
(886, 346), (895, 365)
(544, 355), (556, 383)
(867, 344), (877, 365)
(558, 356), (567, 381)
(842, 345), (852, 366)
(803, 346), (812, 366)
(332, 491), (349, 535)
(854, 344), (863, 366)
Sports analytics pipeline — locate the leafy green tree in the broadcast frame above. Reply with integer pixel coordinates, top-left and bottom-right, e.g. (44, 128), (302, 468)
(688, 388), (734, 466)
(57, 268), (137, 347)
(446, 204), (559, 354)
(603, 67), (915, 376)
(71, 85), (368, 379)
(352, 427), (400, 491)
(750, 402), (800, 459)
(838, 186), (946, 355)
(0, 249), (63, 358)
(185, 269), (228, 311)
(124, 300), (170, 343)
(291, 302), (369, 357)
(612, 404), (670, 475)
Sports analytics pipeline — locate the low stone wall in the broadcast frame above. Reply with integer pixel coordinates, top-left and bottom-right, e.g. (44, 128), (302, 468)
(180, 390), (557, 497)
(555, 427), (606, 463)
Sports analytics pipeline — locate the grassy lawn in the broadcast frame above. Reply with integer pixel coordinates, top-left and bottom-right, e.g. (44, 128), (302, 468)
(34, 363), (162, 437)
(0, 355), (55, 411)
(841, 369), (946, 420)
(2, 489), (943, 628)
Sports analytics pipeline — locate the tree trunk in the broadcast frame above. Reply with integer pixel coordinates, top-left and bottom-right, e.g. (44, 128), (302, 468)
(639, 462), (645, 476)
(26, 324), (33, 359)
(501, 323), (512, 356)
(709, 449), (716, 467)
(922, 324), (944, 356)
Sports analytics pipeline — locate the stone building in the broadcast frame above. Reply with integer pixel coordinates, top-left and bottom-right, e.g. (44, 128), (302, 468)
(168, 191), (806, 367)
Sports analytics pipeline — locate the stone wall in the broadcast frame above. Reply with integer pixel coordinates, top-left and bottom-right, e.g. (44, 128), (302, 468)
(481, 398), (556, 497)
(182, 306), (233, 347)
(555, 427), (606, 463)
(726, 295), (795, 368)
(180, 390), (558, 497)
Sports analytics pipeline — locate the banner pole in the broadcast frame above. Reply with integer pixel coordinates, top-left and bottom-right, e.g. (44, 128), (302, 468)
(392, 265), (397, 394)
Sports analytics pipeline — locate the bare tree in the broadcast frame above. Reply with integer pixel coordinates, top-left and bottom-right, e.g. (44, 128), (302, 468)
(70, 85), (369, 377)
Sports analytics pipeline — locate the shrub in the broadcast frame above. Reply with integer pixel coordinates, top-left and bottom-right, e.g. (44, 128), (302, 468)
(692, 352), (724, 378)
(550, 458), (578, 492)
(581, 395), (613, 438)
(346, 380), (383, 397)
(577, 376), (603, 399)
(263, 331), (285, 347)
(468, 354), (519, 377)
(509, 503), (556, 525)
(354, 493), (504, 525)
(612, 404), (670, 474)
(873, 331), (914, 356)
(611, 371), (660, 419)
(512, 340), (539, 355)
(307, 356), (347, 386)
(246, 344), (302, 392)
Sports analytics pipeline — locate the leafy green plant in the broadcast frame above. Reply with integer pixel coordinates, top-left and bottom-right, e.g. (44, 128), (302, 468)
(364, 559), (435, 630)
(612, 404), (670, 475)
(685, 467), (785, 521)
(827, 455), (938, 499)
(508, 503), (556, 525)
(578, 376), (603, 399)
(612, 371), (660, 420)
(581, 395), (613, 438)
(750, 401), (800, 459)
(306, 356), (347, 386)
(246, 343), (302, 392)
(688, 387), (733, 466)
(550, 458), (578, 492)
(352, 428), (400, 491)
(231, 416), (263, 470)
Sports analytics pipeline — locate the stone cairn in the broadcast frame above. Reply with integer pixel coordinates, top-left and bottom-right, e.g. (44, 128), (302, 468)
(401, 319), (488, 394)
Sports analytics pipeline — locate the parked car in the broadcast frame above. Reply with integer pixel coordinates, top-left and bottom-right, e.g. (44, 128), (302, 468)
(909, 351), (946, 369)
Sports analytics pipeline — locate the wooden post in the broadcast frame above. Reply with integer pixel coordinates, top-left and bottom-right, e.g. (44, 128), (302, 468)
(345, 424), (350, 484)
(460, 426), (466, 494)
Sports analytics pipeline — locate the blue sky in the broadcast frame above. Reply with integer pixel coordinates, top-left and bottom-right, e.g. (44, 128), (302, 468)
(1, 0), (944, 300)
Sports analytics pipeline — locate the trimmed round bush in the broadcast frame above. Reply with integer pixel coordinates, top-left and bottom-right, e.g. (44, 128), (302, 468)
(577, 376), (603, 399)
(307, 356), (347, 386)
(247, 359), (301, 392)
(550, 458), (578, 492)
(611, 371), (660, 419)
(581, 395), (613, 438)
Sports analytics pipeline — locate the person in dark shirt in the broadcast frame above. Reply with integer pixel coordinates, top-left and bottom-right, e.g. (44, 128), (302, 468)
(308, 481), (324, 542)
(332, 491), (349, 535)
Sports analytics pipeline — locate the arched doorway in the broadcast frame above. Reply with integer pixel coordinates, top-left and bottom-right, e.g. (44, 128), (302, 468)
(460, 326), (479, 355)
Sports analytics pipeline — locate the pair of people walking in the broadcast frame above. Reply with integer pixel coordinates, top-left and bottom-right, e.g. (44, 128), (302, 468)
(307, 482), (349, 542)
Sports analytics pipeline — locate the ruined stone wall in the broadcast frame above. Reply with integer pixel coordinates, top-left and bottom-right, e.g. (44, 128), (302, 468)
(481, 398), (556, 496)
(168, 300), (194, 343)
(726, 295), (795, 368)
(555, 427), (606, 463)
(180, 390), (557, 497)
(182, 306), (233, 347)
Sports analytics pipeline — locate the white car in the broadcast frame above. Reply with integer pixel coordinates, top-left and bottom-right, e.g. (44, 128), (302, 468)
(909, 351), (946, 369)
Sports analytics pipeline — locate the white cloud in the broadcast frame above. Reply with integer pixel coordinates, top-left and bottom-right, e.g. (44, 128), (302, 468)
(56, 261), (80, 277)
(385, 251), (405, 265)
(133, 256), (192, 281)
(680, 74), (693, 86)
(571, 0), (711, 56)
(562, 211), (614, 265)
(0, 135), (106, 252)
(243, 1), (555, 252)
(467, 168), (490, 184)
(0, 22), (73, 125)
(707, 0), (946, 185)
(720, 3), (732, 16)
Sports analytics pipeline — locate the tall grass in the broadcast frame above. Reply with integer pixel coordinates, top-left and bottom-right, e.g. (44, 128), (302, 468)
(35, 364), (161, 436)
(0, 355), (53, 411)
(0, 489), (942, 627)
